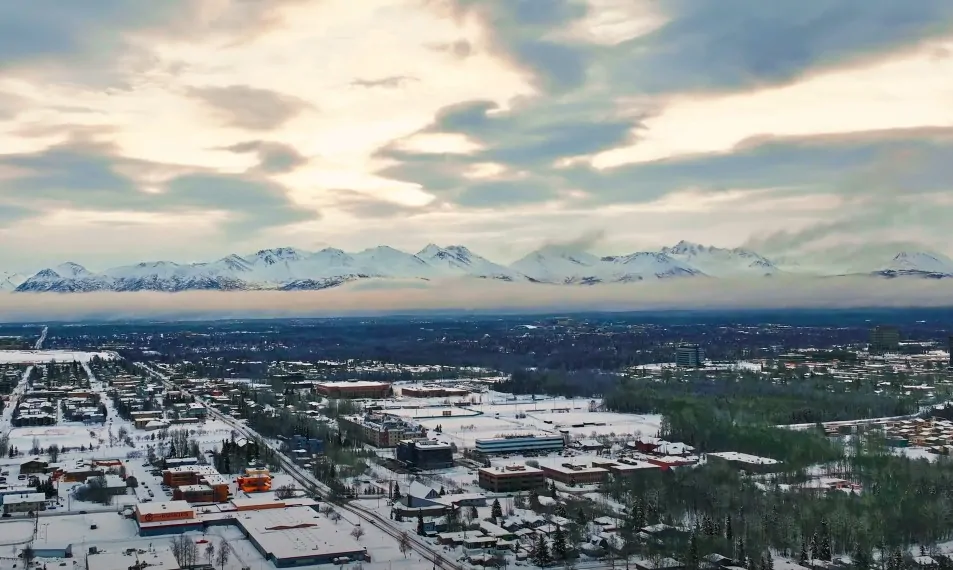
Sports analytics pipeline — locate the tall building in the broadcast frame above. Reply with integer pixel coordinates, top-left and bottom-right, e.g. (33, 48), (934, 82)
(869, 326), (900, 353)
(395, 439), (453, 470)
(675, 344), (704, 368)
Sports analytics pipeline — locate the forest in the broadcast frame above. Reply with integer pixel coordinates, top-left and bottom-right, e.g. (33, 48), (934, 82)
(604, 435), (953, 568)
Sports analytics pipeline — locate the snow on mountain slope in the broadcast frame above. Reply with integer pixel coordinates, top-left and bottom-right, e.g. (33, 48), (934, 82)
(509, 246), (605, 284)
(14, 241), (953, 293)
(873, 251), (953, 278)
(417, 244), (527, 281)
(601, 252), (703, 281)
(661, 240), (780, 277)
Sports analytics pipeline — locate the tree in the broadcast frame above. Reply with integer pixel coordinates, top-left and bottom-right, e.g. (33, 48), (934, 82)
(275, 484), (296, 499)
(491, 498), (503, 520)
(553, 524), (569, 562)
(532, 534), (551, 569)
(21, 543), (35, 569)
(417, 512), (425, 535)
(205, 541), (216, 566)
(393, 482), (401, 501)
(30, 436), (40, 455)
(47, 444), (59, 462)
(126, 475), (139, 488)
(468, 505), (479, 524)
(550, 481), (558, 498)
(399, 531), (412, 558)
(215, 539), (230, 570)
(439, 485), (446, 496)
(686, 532), (700, 570)
(736, 537), (747, 564)
(799, 540), (809, 564)
(351, 525), (365, 541)
(170, 535), (198, 568)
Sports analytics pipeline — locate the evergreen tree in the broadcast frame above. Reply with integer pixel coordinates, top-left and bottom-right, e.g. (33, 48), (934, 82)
(726, 516), (733, 543)
(686, 532), (700, 570)
(853, 542), (870, 570)
(819, 520), (832, 561)
(553, 524), (568, 562)
(416, 512), (425, 535)
(531, 534), (551, 569)
(800, 540), (809, 564)
(736, 537), (746, 564)
(393, 482), (401, 500)
(810, 534), (819, 561)
(550, 481), (557, 498)
(554, 502), (568, 519)
(491, 498), (503, 520)
(439, 485), (446, 496)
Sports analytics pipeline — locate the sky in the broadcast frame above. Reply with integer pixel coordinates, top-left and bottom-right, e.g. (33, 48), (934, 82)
(1, 0), (953, 273)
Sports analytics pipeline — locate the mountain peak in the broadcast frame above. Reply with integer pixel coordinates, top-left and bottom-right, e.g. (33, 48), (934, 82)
(418, 243), (444, 257)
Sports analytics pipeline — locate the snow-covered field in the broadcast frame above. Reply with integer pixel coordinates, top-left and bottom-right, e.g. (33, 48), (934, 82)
(0, 350), (117, 364)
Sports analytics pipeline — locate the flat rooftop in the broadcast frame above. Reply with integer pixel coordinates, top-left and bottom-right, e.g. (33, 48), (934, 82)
(86, 548), (180, 570)
(707, 452), (780, 465)
(136, 500), (194, 516)
(315, 381), (389, 388)
(236, 506), (366, 562)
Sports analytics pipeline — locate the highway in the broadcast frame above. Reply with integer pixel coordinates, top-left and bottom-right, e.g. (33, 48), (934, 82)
(135, 362), (461, 570)
(34, 326), (48, 350)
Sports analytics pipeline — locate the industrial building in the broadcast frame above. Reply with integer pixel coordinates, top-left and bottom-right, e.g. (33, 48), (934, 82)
(395, 438), (454, 470)
(478, 464), (546, 492)
(135, 501), (204, 536)
(705, 452), (782, 473)
(400, 385), (470, 398)
(675, 344), (704, 368)
(314, 380), (391, 399)
(162, 464), (232, 501)
(473, 435), (565, 456)
(237, 506), (368, 567)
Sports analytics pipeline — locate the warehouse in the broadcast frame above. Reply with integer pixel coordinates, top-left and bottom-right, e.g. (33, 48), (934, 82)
(314, 380), (391, 399)
(236, 506), (368, 567)
(135, 501), (204, 536)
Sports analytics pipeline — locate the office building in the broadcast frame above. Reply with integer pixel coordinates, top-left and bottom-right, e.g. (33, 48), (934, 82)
(478, 464), (546, 492)
(540, 463), (609, 486)
(675, 344), (704, 368)
(396, 439), (454, 470)
(338, 414), (424, 448)
(474, 435), (565, 456)
(869, 325), (900, 353)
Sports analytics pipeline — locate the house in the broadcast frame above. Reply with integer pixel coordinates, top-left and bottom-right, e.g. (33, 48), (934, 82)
(3, 492), (46, 514)
(19, 458), (49, 474)
(403, 482), (441, 508)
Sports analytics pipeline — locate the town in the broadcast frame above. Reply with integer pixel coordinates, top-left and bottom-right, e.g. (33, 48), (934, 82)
(0, 311), (952, 570)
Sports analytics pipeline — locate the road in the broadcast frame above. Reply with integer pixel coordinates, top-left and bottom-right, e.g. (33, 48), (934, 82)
(34, 326), (48, 350)
(135, 362), (462, 570)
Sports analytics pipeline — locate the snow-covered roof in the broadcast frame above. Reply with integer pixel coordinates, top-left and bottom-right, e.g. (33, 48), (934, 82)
(236, 507), (365, 561)
(2, 492), (46, 505)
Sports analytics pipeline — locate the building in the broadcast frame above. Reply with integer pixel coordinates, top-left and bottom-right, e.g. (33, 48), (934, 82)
(86, 547), (181, 570)
(338, 414), (423, 448)
(290, 435), (324, 455)
(19, 457), (49, 474)
(474, 435), (565, 456)
(237, 467), (273, 493)
(173, 484), (215, 503)
(675, 344), (704, 368)
(400, 386), (470, 398)
(870, 325), (900, 353)
(238, 506), (368, 567)
(3, 492), (46, 514)
(162, 464), (220, 487)
(706, 452), (782, 473)
(135, 501), (202, 536)
(396, 439), (454, 470)
(314, 380), (391, 399)
(540, 463), (609, 486)
(478, 464), (546, 493)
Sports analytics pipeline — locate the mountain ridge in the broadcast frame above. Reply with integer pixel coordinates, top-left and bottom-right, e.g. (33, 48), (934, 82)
(10, 243), (953, 293)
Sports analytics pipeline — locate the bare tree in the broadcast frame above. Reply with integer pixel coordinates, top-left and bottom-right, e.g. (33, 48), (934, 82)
(351, 525), (365, 541)
(30, 436), (40, 456)
(275, 484), (297, 499)
(205, 540), (216, 566)
(215, 539), (230, 570)
(21, 543), (35, 569)
(330, 511), (342, 524)
(399, 531), (412, 558)
(47, 444), (60, 463)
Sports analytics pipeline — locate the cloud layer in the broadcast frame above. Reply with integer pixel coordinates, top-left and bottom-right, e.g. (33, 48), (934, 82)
(4, 276), (953, 322)
(1, 0), (952, 272)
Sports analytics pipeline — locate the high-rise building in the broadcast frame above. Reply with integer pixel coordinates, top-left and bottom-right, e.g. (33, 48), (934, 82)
(869, 326), (900, 353)
(676, 344), (704, 368)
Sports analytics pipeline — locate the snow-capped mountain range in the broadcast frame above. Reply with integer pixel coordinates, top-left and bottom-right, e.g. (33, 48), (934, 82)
(7, 242), (953, 293)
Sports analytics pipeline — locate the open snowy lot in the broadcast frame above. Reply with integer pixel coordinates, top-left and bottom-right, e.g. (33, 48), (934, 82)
(0, 350), (117, 364)
(524, 411), (663, 438)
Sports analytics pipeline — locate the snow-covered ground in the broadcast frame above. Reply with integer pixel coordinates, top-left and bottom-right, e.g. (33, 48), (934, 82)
(0, 350), (117, 364)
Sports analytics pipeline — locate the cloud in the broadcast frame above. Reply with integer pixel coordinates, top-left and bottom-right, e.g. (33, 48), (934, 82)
(221, 140), (308, 173)
(3, 276), (953, 322)
(0, 139), (317, 234)
(351, 76), (419, 89)
(186, 85), (313, 130)
(541, 229), (606, 252)
(616, 0), (953, 93)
